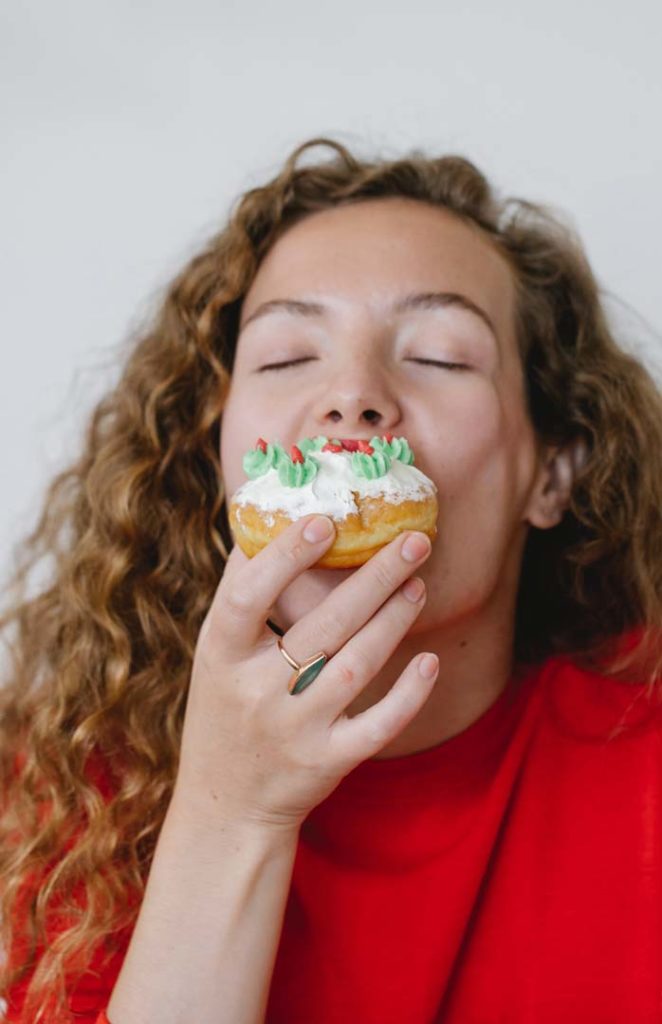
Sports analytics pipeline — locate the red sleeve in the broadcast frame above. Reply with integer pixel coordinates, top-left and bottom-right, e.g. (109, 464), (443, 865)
(95, 1014), (111, 1024)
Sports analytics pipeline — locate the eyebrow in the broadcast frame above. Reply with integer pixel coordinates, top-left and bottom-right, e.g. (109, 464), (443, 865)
(240, 291), (499, 343)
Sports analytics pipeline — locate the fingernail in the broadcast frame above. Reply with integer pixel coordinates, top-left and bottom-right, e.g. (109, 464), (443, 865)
(418, 654), (439, 679)
(303, 516), (335, 543)
(402, 577), (425, 603)
(401, 533), (431, 563)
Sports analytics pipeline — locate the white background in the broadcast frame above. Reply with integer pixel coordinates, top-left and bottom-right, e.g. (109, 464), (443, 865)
(1, 0), (661, 583)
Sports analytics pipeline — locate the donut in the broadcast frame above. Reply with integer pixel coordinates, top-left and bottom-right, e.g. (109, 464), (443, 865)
(228, 433), (438, 569)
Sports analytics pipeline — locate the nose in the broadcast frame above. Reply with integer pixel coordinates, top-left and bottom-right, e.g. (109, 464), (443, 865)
(312, 363), (402, 436)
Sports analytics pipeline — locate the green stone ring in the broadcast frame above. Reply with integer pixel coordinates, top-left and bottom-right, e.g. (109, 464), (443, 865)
(277, 638), (329, 695)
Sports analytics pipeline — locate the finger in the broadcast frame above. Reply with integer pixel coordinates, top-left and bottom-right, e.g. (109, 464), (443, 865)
(208, 514), (336, 655)
(223, 541), (249, 576)
(280, 530), (432, 670)
(332, 651), (440, 763)
(293, 574), (428, 716)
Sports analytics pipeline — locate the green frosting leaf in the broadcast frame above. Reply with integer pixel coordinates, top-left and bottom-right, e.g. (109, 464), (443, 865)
(242, 441), (291, 479)
(351, 449), (392, 479)
(277, 454), (320, 487)
(370, 435), (414, 465)
(271, 442), (289, 469)
(243, 442), (278, 479)
(297, 435), (328, 456)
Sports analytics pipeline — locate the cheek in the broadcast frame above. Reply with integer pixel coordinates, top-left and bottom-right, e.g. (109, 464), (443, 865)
(428, 383), (536, 572)
(416, 412), (534, 624)
(432, 388), (506, 498)
(220, 382), (298, 500)
(220, 447), (241, 503)
(220, 391), (256, 499)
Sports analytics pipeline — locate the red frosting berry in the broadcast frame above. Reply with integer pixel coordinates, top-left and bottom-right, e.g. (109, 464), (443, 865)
(322, 441), (344, 453)
(340, 438), (360, 452)
(256, 437), (268, 453)
(382, 432), (394, 443)
(290, 444), (304, 464)
(357, 440), (374, 454)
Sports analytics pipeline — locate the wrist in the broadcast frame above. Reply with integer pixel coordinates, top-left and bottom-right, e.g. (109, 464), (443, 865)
(165, 785), (302, 849)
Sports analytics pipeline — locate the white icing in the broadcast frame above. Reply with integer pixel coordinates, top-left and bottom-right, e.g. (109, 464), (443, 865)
(230, 449), (437, 521)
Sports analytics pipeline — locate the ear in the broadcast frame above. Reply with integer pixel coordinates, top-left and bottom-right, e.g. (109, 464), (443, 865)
(525, 436), (588, 530)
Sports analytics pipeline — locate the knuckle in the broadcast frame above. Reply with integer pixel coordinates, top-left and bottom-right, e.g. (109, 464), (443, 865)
(372, 558), (399, 593)
(222, 581), (253, 618)
(334, 660), (356, 688)
(366, 720), (389, 747)
(311, 613), (339, 648)
(335, 646), (373, 689)
(277, 539), (307, 570)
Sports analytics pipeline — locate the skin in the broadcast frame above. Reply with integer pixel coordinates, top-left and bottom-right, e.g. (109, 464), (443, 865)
(220, 197), (578, 758)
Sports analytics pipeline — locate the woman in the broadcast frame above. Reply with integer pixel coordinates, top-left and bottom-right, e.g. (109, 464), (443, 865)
(1, 137), (661, 1023)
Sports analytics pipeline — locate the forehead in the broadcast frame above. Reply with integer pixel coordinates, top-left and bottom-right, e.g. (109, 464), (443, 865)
(240, 197), (516, 342)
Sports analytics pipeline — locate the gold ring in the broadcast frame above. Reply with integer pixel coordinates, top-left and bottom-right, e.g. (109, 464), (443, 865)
(277, 638), (328, 695)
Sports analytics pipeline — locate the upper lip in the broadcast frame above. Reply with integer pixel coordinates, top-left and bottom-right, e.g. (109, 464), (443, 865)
(337, 435), (383, 443)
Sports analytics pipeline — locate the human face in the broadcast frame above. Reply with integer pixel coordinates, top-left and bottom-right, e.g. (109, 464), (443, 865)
(220, 197), (547, 637)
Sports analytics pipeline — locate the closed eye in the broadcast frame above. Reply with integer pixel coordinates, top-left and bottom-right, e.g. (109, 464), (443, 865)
(408, 358), (470, 370)
(258, 357), (316, 372)
(258, 357), (469, 372)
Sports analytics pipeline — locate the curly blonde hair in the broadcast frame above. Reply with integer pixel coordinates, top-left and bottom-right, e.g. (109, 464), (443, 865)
(1, 137), (661, 1021)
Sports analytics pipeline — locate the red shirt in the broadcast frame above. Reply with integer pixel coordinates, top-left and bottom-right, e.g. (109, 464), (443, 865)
(5, 647), (662, 1023)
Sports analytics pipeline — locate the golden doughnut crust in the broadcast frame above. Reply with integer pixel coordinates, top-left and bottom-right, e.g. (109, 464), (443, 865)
(229, 492), (438, 568)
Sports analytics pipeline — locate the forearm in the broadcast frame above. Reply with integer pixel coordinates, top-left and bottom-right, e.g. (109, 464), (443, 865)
(106, 795), (299, 1024)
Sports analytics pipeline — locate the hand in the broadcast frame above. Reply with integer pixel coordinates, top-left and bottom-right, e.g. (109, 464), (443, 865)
(173, 514), (438, 835)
